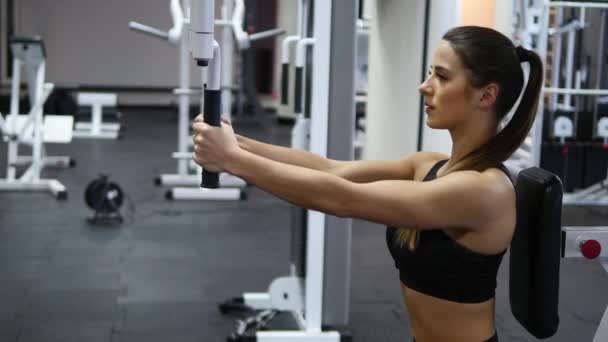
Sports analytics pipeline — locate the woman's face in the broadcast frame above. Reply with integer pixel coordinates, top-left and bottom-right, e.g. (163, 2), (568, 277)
(419, 40), (479, 130)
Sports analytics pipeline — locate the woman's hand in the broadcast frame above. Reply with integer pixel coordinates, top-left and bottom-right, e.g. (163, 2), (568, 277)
(191, 115), (240, 173)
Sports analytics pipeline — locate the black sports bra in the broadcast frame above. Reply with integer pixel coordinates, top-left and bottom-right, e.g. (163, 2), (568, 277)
(385, 160), (513, 303)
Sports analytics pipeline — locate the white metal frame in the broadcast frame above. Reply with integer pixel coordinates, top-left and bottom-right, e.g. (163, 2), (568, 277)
(235, 0), (308, 311)
(231, 1), (343, 341)
(130, 0), (283, 200)
(290, 38), (315, 152)
(277, 0), (309, 121)
(72, 92), (121, 139)
(129, 0), (244, 201)
(0, 38), (73, 199)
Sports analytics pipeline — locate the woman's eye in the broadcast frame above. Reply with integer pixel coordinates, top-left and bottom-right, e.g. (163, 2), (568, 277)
(428, 70), (446, 81)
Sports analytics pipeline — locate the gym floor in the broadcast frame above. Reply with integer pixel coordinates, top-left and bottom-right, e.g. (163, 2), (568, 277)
(0, 108), (607, 342)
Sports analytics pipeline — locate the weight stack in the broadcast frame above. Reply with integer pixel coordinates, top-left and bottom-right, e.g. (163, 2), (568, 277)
(541, 142), (584, 192)
(583, 143), (608, 188)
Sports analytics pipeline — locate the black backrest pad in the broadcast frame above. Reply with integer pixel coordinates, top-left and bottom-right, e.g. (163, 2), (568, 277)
(509, 167), (563, 339)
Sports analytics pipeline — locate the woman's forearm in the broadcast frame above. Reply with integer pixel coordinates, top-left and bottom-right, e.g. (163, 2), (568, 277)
(225, 148), (351, 217)
(236, 134), (337, 172)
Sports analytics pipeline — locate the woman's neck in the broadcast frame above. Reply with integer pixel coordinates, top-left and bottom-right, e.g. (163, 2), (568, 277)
(444, 118), (496, 173)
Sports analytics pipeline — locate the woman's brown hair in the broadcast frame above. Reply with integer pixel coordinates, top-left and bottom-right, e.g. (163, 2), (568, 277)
(397, 26), (543, 250)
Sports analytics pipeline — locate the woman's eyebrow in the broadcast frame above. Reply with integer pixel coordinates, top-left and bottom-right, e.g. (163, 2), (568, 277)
(431, 65), (451, 74)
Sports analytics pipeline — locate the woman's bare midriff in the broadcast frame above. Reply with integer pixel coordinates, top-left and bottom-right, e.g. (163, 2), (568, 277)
(402, 283), (496, 342)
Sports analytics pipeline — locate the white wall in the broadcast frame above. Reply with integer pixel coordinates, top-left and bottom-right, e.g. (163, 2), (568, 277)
(494, 0), (514, 37)
(364, 0), (427, 160)
(365, 0), (461, 160)
(421, 0), (462, 155)
(13, 0), (223, 88)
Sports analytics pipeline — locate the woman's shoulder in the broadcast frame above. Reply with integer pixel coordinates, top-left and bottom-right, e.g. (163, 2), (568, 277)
(409, 151), (449, 180)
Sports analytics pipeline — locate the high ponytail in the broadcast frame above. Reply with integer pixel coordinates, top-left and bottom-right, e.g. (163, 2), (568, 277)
(442, 27), (544, 174)
(446, 45), (543, 174)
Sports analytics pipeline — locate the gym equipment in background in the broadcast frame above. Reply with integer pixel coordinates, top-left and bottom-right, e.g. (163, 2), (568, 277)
(84, 174), (124, 225)
(217, 0), (355, 340)
(129, 0), (244, 200)
(562, 225), (608, 342)
(0, 36), (75, 199)
(526, 3), (608, 341)
(526, 1), (608, 200)
(73, 92), (123, 140)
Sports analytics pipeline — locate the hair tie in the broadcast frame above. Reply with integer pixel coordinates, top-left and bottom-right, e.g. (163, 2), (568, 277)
(516, 46), (528, 62)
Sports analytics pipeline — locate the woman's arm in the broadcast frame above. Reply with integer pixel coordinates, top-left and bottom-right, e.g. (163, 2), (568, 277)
(224, 148), (512, 231)
(237, 134), (334, 171)
(237, 134), (441, 182)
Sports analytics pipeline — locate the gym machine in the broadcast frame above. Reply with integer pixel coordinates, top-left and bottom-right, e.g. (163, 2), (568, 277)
(129, 0), (244, 200)
(130, 0), (283, 200)
(72, 92), (122, 140)
(217, 1), (356, 340)
(523, 2), (608, 341)
(0, 37), (75, 199)
(531, 0), (608, 198)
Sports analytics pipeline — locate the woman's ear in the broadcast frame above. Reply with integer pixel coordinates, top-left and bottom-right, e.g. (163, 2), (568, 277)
(479, 83), (498, 109)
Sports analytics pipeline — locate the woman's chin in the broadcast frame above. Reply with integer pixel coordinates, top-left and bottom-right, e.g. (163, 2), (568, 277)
(426, 118), (442, 129)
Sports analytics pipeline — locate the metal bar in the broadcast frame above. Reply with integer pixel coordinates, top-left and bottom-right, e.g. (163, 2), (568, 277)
(31, 61), (45, 181)
(551, 8), (563, 111)
(594, 9), (607, 138)
(177, 27), (191, 176)
(543, 87), (608, 95)
(128, 22), (169, 40)
(548, 18), (581, 35)
(6, 58), (20, 180)
(0, 0), (7, 84)
(532, 4), (551, 167)
(17, 83), (52, 140)
(220, 0), (233, 121)
(564, 25), (577, 107)
(306, 0), (332, 333)
(548, 1), (608, 9)
(249, 28), (286, 42)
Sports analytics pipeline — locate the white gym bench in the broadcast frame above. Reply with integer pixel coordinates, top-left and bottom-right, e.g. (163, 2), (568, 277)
(0, 37), (74, 199)
(73, 92), (121, 139)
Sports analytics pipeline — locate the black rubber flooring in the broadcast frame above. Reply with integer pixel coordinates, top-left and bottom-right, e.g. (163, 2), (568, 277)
(0, 108), (606, 341)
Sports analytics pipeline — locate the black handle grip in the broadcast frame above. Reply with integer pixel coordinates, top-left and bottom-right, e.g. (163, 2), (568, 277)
(281, 63), (289, 105)
(201, 89), (221, 189)
(294, 67), (303, 114)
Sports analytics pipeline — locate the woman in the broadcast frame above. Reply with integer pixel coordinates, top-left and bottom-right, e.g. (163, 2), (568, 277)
(192, 26), (542, 342)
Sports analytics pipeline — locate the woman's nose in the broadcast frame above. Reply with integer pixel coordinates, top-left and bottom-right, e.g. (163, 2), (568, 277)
(419, 79), (431, 95)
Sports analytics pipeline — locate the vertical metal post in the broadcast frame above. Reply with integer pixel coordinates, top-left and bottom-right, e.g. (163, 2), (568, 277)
(221, 0), (234, 121)
(593, 9), (607, 138)
(178, 17), (191, 176)
(532, 3), (550, 167)
(565, 24), (576, 108)
(323, 0), (356, 326)
(306, 0), (332, 333)
(7, 57), (21, 180)
(0, 0), (6, 84)
(32, 61), (45, 181)
(551, 8), (563, 111)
